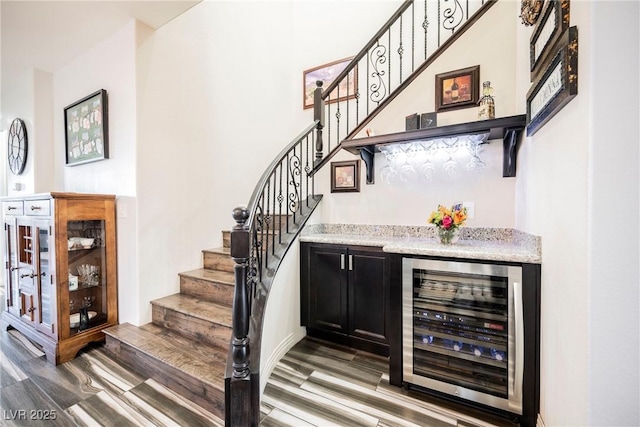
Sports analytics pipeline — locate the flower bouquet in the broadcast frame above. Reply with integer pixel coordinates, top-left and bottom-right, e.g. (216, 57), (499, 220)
(428, 204), (467, 244)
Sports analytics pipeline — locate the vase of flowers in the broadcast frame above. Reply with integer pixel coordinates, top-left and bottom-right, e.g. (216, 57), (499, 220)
(428, 204), (467, 244)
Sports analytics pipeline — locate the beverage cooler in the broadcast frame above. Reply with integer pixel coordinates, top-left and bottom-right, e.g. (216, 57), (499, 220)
(402, 258), (526, 415)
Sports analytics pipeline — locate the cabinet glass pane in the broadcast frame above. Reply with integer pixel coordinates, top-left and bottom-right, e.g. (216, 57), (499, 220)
(5, 222), (19, 312)
(67, 220), (107, 334)
(38, 227), (52, 326)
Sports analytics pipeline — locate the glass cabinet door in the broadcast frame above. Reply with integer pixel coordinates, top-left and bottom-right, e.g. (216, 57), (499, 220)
(16, 218), (38, 325)
(67, 219), (107, 334)
(4, 218), (20, 317)
(35, 220), (55, 337)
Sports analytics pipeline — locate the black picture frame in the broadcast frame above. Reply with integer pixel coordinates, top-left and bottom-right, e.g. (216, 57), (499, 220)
(331, 160), (360, 193)
(64, 89), (109, 166)
(435, 65), (480, 112)
(526, 26), (578, 137)
(529, 0), (570, 81)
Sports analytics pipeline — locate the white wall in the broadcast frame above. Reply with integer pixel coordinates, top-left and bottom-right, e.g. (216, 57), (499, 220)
(315, 2), (518, 228)
(587, 2), (638, 425)
(53, 21), (139, 323)
(515, 2), (639, 426)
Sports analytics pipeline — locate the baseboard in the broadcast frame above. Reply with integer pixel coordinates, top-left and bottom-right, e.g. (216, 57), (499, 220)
(260, 329), (306, 395)
(537, 413), (545, 427)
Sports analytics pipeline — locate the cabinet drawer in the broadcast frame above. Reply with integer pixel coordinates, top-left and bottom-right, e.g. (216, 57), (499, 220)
(25, 199), (51, 216)
(3, 201), (24, 215)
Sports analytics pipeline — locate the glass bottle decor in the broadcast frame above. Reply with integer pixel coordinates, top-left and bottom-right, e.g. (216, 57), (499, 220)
(478, 81), (495, 120)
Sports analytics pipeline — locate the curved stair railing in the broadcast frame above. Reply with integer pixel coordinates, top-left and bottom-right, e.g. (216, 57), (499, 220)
(225, 118), (323, 426)
(311, 0), (496, 175)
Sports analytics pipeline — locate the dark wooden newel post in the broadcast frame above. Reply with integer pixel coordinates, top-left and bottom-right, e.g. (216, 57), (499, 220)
(226, 206), (257, 426)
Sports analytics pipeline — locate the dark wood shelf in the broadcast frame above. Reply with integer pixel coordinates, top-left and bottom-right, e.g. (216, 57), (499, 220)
(341, 115), (526, 183)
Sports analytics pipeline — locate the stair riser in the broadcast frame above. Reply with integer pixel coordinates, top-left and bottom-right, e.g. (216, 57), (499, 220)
(151, 305), (232, 350)
(222, 215), (292, 250)
(104, 336), (225, 419)
(203, 252), (234, 273)
(180, 276), (234, 307)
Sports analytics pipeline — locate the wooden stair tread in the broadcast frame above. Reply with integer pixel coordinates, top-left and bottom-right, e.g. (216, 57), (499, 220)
(203, 247), (230, 255)
(103, 323), (227, 389)
(179, 268), (234, 285)
(151, 294), (232, 327)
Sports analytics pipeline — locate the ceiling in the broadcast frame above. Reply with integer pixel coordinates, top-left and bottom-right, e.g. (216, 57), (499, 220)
(1, 0), (201, 73)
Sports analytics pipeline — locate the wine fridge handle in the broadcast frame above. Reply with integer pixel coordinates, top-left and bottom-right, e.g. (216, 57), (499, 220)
(514, 281), (524, 401)
(340, 254), (345, 270)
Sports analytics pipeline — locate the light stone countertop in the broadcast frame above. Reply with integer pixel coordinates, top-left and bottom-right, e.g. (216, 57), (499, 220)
(300, 224), (541, 264)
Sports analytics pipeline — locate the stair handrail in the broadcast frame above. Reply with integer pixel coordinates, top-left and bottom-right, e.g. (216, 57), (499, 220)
(226, 119), (322, 426)
(312, 0), (496, 174)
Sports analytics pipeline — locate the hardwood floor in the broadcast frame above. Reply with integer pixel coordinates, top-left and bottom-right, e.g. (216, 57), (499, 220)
(0, 328), (223, 426)
(1, 328), (516, 426)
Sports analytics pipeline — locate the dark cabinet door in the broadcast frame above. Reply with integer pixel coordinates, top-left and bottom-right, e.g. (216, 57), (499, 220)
(305, 244), (348, 334)
(348, 248), (388, 344)
(301, 243), (389, 354)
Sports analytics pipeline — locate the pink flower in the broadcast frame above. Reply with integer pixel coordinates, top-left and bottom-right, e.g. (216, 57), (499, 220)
(442, 215), (453, 229)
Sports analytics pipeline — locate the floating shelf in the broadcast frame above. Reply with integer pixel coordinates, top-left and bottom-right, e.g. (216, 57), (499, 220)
(341, 115), (527, 184)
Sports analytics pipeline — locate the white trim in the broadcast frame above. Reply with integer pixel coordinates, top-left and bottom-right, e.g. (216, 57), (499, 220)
(537, 413), (546, 427)
(260, 329), (306, 395)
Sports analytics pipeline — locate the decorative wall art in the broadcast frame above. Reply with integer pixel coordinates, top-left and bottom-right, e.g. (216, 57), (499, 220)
(435, 66), (480, 112)
(64, 89), (109, 166)
(519, 0), (544, 26)
(303, 57), (357, 110)
(529, 0), (570, 81)
(331, 160), (360, 193)
(526, 26), (578, 136)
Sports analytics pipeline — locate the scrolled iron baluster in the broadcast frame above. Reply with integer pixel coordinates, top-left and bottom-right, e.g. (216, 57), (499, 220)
(369, 42), (388, 104)
(288, 149), (301, 217)
(442, 0), (464, 33)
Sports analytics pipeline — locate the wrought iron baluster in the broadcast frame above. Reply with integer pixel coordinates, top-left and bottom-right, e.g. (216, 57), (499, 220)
(278, 164), (283, 244)
(424, 0), (429, 60)
(398, 14), (404, 83)
(335, 85), (341, 144)
(411, 3), (415, 73)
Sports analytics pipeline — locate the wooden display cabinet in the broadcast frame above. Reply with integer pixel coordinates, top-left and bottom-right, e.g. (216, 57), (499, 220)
(2, 192), (117, 364)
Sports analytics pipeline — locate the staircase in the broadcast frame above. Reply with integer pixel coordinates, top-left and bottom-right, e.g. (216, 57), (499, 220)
(101, 1), (499, 425)
(103, 234), (235, 421)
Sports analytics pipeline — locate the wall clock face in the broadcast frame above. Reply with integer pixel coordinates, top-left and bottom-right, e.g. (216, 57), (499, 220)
(7, 118), (28, 175)
(520, 0), (544, 26)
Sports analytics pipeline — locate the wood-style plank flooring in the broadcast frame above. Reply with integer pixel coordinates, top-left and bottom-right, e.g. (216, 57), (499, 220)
(1, 329), (515, 426)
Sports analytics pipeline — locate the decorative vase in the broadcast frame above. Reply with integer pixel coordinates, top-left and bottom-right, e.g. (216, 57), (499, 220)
(437, 227), (459, 244)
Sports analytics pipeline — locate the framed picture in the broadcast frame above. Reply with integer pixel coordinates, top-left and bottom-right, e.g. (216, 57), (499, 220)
(526, 26), (578, 136)
(331, 160), (360, 193)
(303, 57), (357, 110)
(64, 89), (109, 166)
(435, 65), (480, 112)
(529, 0), (570, 81)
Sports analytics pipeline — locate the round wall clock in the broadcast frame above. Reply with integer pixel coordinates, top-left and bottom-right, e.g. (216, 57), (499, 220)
(7, 118), (28, 175)
(520, 0), (544, 26)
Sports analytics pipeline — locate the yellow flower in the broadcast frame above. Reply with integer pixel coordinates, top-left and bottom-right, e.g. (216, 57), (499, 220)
(453, 210), (467, 225)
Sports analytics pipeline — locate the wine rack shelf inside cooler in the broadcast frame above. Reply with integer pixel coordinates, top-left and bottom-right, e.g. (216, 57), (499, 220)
(411, 268), (509, 398)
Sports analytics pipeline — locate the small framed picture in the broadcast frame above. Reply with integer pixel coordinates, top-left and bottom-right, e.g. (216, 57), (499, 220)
(331, 160), (360, 193)
(435, 65), (480, 112)
(303, 57), (357, 110)
(64, 89), (109, 166)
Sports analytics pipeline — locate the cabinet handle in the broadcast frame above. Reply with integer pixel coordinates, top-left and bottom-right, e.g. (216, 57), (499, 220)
(340, 254), (345, 270)
(30, 206), (41, 211)
(20, 272), (44, 279)
(27, 307), (35, 313)
(7, 206), (16, 211)
(10, 266), (20, 272)
(348, 255), (353, 271)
